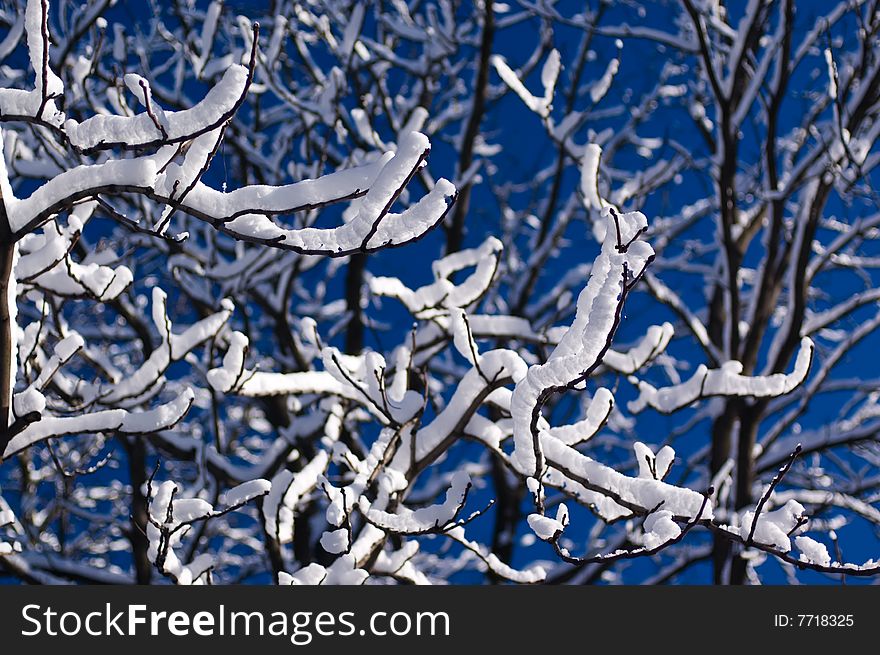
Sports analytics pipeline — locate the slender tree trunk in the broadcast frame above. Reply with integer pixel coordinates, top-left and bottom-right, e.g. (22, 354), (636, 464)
(124, 437), (153, 584)
(729, 410), (759, 585)
(0, 181), (15, 447)
(344, 253), (366, 354)
(445, 0), (494, 254)
(488, 454), (523, 583)
(0, 243), (14, 432)
(709, 402), (736, 583)
(258, 496), (287, 580)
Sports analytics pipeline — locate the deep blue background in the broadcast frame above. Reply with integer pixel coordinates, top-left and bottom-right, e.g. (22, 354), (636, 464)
(2, 0), (878, 584)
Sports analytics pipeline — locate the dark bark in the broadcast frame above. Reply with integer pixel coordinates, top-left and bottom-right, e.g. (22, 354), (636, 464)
(344, 253), (367, 354)
(124, 437), (153, 584)
(445, 0), (494, 254)
(258, 496), (287, 579)
(0, 243), (14, 435)
(729, 407), (760, 585)
(709, 401), (737, 584)
(0, 179), (15, 453)
(488, 449), (523, 583)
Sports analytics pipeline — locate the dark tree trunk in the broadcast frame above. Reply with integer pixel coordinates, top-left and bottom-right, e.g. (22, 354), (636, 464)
(124, 437), (153, 584)
(444, 0), (494, 254)
(345, 253), (366, 354)
(0, 184), (16, 453)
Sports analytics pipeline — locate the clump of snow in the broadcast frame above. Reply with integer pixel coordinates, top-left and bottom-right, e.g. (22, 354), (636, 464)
(206, 331), (249, 393)
(66, 64), (249, 151)
(795, 535), (831, 567)
(323, 554), (369, 585)
(543, 387), (614, 446)
(263, 451), (329, 544)
(172, 498), (214, 523)
(12, 388), (45, 416)
(580, 145), (603, 209)
(589, 57), (619, 104)
(222, 479), (271, 506)
(527, 504), (569, 541)
(358, 471), (471, 534)
(629, 337), (814, 414)
(511, 209), (652, 475)
(642, 510), (681, 549)
(3, 390), (195, 459)
(633, 442), (675, 480)
(491, 50), (559, 118)
(739, 499), (806, 552)
(319, 529), (349, 554)
(603, 323), (674, 374)
(279, 564), (328, 586)
(824, 49), (838, 99)
(369, 237), (502, 319)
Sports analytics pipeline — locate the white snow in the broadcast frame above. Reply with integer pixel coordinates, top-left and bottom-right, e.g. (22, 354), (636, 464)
(12, 388), (45, 416)
(359, 471), (471, 534)
(3, 242), (18, 425)
(543, 388), (614, 446)
(541, 49), (562, 103)
(369, 237), (502, 318)
(540, 436), (711, 520)
(511, 209), (652, 474)
(263, 450), (329, 544)
(527, 505), (568, 542)
(527, 513), (564, 541)
(3, 391), (194, 458)
(66, 64), (249, 151)
(221, 479), (271, 506)
(642, 510), (681, 549)
(824, 49), (838, 99)
(629, 337), (814, 414)
(491, 53), (556, 118)
(589, 57), (619, 104)
(101, 290), (232, 403)
(319, 529), (349, 554)
(580, 144), (603, 210)
(279, 564), (328, 586)
(172, 498), (214, 523)
(603, 323), (674, 374)
(322, 554), (369, 585)
(633, 442), (675, 480)
(739, 499), (806, 552)
(795, 536), (832, 567)
(393, 349), (527, 469)
(196, 2), (222, 76)
(0, 508), (14, 526)
(446, 525), (546, 583)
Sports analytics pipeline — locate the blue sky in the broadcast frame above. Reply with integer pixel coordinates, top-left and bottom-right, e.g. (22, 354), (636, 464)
(3, 0), (879, 585)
